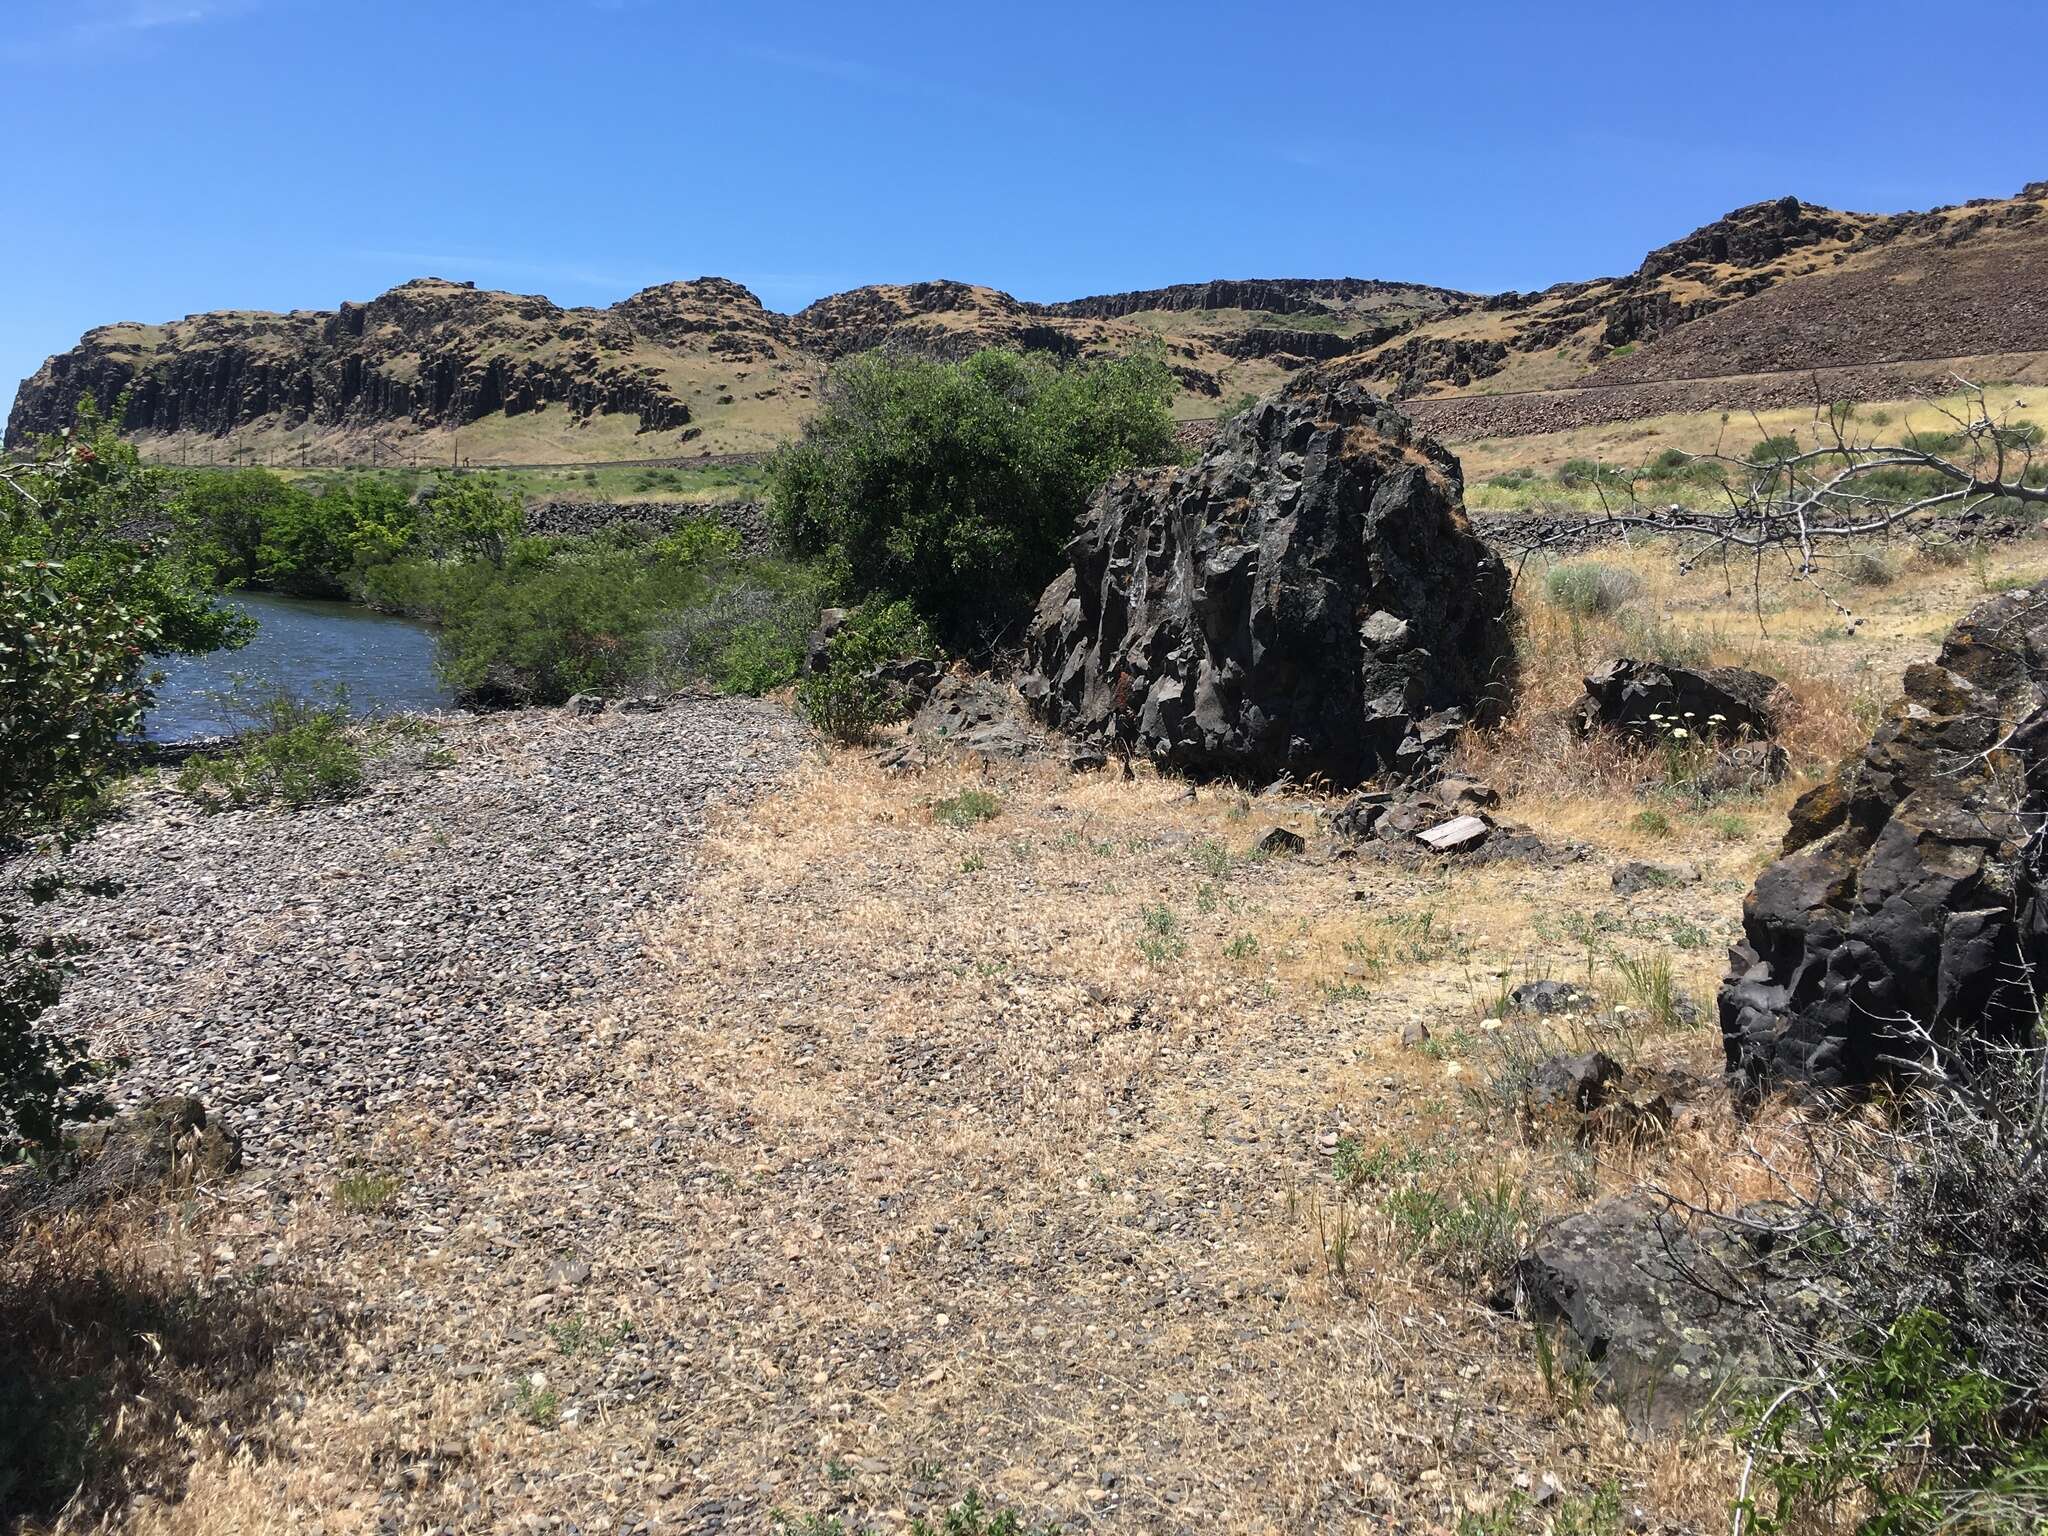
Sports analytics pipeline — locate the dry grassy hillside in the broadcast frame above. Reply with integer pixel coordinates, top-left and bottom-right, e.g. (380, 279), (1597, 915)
(11, 183), (2043, 468)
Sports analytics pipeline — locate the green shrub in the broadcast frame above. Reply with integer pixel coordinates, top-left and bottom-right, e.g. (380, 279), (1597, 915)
(333, 1170), (403, 1213)
(1749, 435), (1803, 465)
(1729, 1043), (2048, 1535)
(1137, 904), (1186, 966)
(172, 468), (306, 587)
(1383, 1169), (1535, 1291)
(417, 475), (521, 566)
(768, 345), (1176, 647)
(795, 599), (936, 744)
(647, 562), (827, 698)
(4, 399), (244, 1156)
(176, 695), (370, 810)
(1544, 562), (1641, 617)
(932, 789), (1001, 827)
(1741, 1311), (2048, 1536)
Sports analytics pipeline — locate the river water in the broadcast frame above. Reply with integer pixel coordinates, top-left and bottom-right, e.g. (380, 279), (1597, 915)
(147, 592), (452, 740)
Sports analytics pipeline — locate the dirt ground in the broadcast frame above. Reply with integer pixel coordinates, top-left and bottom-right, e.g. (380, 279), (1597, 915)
(18, 533), (2048, 1536)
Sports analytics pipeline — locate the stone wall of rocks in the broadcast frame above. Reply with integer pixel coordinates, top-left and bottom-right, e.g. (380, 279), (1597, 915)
(522, 498), (773, 551)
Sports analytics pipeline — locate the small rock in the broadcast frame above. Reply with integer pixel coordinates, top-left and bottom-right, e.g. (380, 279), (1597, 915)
(545, 1257), (593, 1290)
(1611, 860), (1702, 896)
(1256, 826), (1305, 857)
(1511, 979), (1592, 1016)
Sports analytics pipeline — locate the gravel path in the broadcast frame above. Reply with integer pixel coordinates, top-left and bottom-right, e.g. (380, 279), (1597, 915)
(23, 698), (803, 1169)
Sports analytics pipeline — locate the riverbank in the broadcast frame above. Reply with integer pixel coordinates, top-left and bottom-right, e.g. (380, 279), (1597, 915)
(24, 696), (802, 1170)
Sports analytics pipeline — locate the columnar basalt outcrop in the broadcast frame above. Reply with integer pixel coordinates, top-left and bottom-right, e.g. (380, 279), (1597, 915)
(4, 276), (798, 445)
(1021, 378), (1515, 787)
(1721, 580), (2048, 1097)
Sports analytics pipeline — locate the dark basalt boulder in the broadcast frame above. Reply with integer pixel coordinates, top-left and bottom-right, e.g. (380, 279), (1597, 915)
(1020, 379), (1514, 788)
(1573, 658), (1786, 742)
(1517, 1195), (1796, 1431)
(1720, 579), (2048, 1098)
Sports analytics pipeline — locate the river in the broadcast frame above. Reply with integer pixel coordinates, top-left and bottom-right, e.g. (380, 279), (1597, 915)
(147, 592), (452, 740)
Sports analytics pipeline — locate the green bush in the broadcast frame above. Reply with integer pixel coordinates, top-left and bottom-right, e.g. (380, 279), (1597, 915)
(1841, 549), (1895, 587)
(3, 399), (245, 1156)
(1544, 562), (1642, 617)
(794, 598), (936, 743)
(172, 468), (304, 587)
(1729, 1043), (2048, 1534)
(1742, 1311), (2048, 1536)
(932, 789), (1001, 827)
(175, 695), (370, 810)
(768, 345), (1176, 647)
(416, 474), (521, 566)
(646, 557), (827, 698)
(172, 468), (423, 595)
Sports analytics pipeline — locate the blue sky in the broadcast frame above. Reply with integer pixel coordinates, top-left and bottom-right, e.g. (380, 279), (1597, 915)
(4, 0), (2043, 407)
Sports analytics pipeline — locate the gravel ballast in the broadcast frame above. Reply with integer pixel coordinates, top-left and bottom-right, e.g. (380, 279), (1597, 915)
(20, 698), (803, 1169)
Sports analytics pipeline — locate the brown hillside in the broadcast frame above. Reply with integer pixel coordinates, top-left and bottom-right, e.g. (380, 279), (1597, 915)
(8, 182), (2045, 461)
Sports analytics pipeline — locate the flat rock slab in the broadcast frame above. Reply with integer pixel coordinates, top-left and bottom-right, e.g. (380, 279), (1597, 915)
(1417, 814), (1492, 853)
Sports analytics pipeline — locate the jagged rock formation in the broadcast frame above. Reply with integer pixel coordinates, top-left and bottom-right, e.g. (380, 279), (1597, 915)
(1038, 277), (1465, 322)
(5, 276), (797, 444)
(1720, 579), (2048, 1097)
(11, 183), (2046, 458)
(1020, 378), (1514, 787)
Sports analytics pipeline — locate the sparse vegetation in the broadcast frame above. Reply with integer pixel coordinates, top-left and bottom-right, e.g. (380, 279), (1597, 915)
(513, 1374), (560, 1428)
(795, 598), (936, 744)
(1544, 562), (1641, 617)
(4, 401), (245, 1156)
(332, 1169), (402, 1212)
(1383, 1169), (1535, 1292)
(932, 788), (1002, 828)
(1137, 903), (1185, 966)
(175, 693), (379, 809)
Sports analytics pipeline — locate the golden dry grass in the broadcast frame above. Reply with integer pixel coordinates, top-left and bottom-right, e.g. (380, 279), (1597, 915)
(21, 531), (2048, 1534)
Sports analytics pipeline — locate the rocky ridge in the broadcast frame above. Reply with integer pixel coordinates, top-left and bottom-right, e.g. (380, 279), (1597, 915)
(10, 183), (2046, 455)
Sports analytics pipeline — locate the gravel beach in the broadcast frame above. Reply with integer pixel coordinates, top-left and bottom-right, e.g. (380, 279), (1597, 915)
(20, 697), (804, 1170)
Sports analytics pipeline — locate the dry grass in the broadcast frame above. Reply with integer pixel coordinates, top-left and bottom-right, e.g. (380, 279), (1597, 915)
(24, 533), (2047, 1533)
(0, 1197), (334, 1532)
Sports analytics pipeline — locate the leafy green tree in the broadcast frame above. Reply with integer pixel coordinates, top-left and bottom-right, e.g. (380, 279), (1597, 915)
(315, 476), (420, 570)
(419, 475), (522, 567)
(768, 345), (1176, 648)
(172, 467), (308, 586)
(3, 402), (246, 1155)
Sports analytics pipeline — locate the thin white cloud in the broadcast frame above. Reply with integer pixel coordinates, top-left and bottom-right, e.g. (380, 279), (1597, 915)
(4, 0), (260, 57)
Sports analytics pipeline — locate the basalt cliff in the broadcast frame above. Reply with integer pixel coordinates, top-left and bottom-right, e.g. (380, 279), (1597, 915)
(11, 183), (2047, 458)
